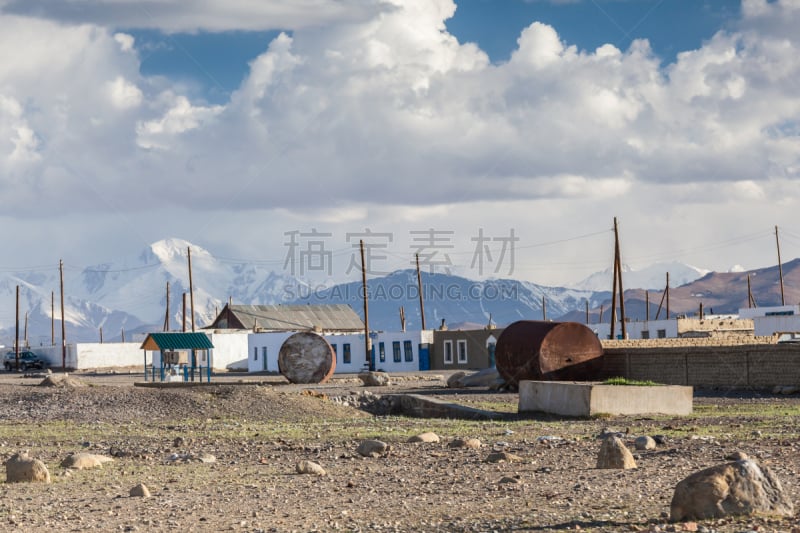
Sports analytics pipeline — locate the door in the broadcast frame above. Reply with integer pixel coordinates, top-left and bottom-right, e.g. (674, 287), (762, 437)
(418, 344), (430, 371)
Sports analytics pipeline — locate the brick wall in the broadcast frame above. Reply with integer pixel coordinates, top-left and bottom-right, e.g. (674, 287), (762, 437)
(600, 340), (800, 387)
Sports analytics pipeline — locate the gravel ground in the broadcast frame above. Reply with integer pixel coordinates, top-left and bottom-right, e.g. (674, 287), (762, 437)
(0, 371), (799, 532)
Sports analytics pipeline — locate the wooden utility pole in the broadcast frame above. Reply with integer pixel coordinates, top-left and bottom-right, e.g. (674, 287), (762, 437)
(23, 311), (28, 347)
(598, 304), (604, 324)
(187, 247), (196, 331)
(99, 327), (103, 343)
(610, 231), (619, 340)
(645, 291), (650, 321)
(416, 254), (426, 330)
(542, 296), (547, 321)
(585, 300), (589, 324)
(59, 259), (66, 370)
(747, 274), (757, 308)
(121, 328), (125, 342)
(776, 225), (786, 306)
(50, 291), (54, 346)
(399, 306), (406, 332)
(15, 285), (20, 370)
(360, 240), (373, 371)
(182, 292), (187, 332)
(655, 273), (669, 320)
(666, 272), (670, 319)
(163, 281), (171, 332)
(614, 217), (627, 339)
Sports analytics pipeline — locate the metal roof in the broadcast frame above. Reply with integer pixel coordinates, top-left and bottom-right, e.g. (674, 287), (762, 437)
(214, 304), (364, 332)
(140, 332), (214, 351)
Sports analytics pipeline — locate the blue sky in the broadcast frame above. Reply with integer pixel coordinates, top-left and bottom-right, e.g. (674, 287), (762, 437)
(0, 0), (799, 288)
(129, 1), (743, 104)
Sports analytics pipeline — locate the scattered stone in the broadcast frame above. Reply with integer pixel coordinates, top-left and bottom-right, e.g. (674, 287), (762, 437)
(5, 452), (51, 483)
(670, 459), (794, 521)
(296, 460), (326, 476)
(635, 436), (657, 451)
(725, 451), (749, 461)
(166, 452), (216, 464)
(357, 440), (390, 458)
(446, 372), (467, 388)
(38, 374), (86, 388)
(408, 432), (440, 444)
(455, 368), (505, 389)
(61, 453), (114, 470)
(358, 371), (391, 387)
(485, 451), (523, 463)
(598, 427), (626, 439)
(130, 483), (151, 498)
(653, 435), (668, 445)
(449, 438), (482, 449)
(596, 436), (637, 469)
(771, 385), (799, 395)
(173, 437), (185, 448)
(498, 476), (522, 484)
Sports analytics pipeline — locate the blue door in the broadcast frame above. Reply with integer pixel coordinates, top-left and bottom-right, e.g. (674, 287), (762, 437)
(418, 344), (430, 371)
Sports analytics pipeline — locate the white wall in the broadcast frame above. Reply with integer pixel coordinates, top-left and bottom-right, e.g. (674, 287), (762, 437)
(246, 330), (432, 374)
(591, 319), (679, 340)
(208, 331), (251, 370)
(753, 315), (800, 336)
(35, 343), (147, 370)
(739, 305), (800, 319)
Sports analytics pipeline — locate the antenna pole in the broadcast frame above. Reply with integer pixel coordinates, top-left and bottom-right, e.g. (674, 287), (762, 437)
(614, 217), (627, 339)
(360, 240), (373, 371)
(15, 285), (20, 370)
(60, 259), (66, 370)
(187, 247), (195, 332)
(416, 254), (426, 330)
(163, 281), (171, 332)
(776, 225), (786, 306)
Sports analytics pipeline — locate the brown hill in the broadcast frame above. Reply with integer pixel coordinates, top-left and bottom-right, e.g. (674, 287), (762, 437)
(561, 258), (800, 322)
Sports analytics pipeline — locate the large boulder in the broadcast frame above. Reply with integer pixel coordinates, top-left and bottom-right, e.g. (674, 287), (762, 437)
(448, 368), (505, 389)
(596, 436), (637, 469)
(5, 452), (51, 483)
(671, 459), (794, 521)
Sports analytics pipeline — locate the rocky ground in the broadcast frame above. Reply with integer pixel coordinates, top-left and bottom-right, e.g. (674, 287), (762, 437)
(0, 371), (799, 532)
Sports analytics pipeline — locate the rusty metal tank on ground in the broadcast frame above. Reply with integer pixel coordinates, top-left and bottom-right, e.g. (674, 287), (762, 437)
(495, 320), (604, 386)
(278, 332), (336, 384)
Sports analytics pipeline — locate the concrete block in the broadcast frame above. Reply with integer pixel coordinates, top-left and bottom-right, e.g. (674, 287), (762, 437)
(518, 381), (692, 417)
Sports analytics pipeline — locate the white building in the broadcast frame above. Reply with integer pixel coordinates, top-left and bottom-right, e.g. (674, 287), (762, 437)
(739, 305), (800, 337)
(247, 330), (433, 374)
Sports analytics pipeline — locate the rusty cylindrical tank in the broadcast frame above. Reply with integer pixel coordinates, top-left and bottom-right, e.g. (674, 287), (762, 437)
(278, 332), (336, 384)
(495, 320), (604, 386)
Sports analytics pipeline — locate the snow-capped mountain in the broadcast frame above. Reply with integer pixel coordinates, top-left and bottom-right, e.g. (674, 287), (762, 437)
(293, 269), (608, 331)
(570, 261), (709, 292)
(0, 238), (306, 346)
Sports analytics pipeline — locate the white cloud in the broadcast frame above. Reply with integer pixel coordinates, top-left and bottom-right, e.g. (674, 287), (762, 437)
(106, 76), (143, 109)
(0, 0), (799, 283)
(0, 0), (387, 32)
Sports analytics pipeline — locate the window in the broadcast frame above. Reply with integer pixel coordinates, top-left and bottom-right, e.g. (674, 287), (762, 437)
(343, 343), (351, 364)
(392, 341), (401, 363)
(331, 344), (337, 359)
(657, 329), (667, 339)
(443, 340), (453, 364)
(403, 340), (413, 362)
(253, 347), (258, 361)
(641, 330), (650, 339)
(379, 342), (386, 363)
(457, 340), (468, 364)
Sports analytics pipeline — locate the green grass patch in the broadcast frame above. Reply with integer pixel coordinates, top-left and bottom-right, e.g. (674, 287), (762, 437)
(602, 377), (661, 386)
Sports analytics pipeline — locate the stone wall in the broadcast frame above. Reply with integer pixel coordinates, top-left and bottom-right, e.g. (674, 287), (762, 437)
(600, 341), (800, 388)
